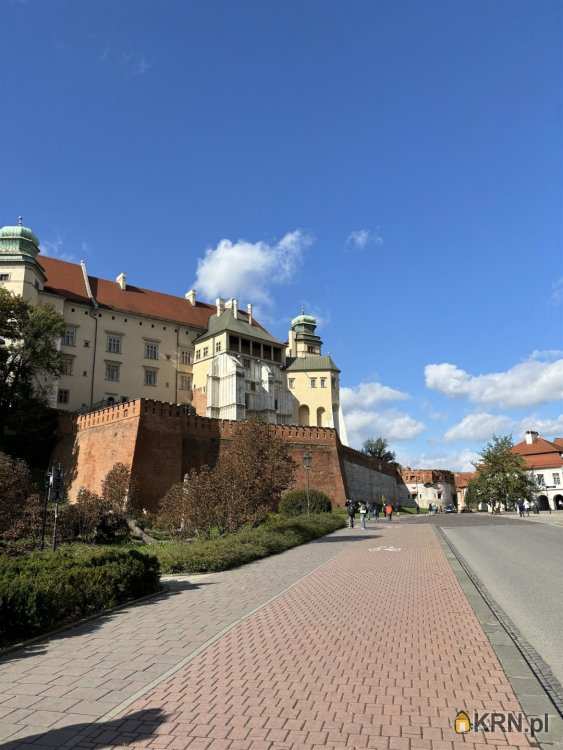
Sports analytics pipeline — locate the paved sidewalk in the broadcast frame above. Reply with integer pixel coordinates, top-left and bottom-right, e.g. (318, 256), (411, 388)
(0, 526), (366, 747)
(503, 512), (563, 528)
(2, 522), (537, 750)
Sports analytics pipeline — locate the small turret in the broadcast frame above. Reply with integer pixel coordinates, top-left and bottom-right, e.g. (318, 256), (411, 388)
(0, 218), (46, 302)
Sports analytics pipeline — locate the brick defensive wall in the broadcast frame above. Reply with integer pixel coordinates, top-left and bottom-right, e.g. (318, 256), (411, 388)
(54, 398), (404, 512)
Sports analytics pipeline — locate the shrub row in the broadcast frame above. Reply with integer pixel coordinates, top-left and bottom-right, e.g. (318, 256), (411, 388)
(145, 513), (345, 574)
(0, 547), (160, 646)
(278, 490), (332, 516)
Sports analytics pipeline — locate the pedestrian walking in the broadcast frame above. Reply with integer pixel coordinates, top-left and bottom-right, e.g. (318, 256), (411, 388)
(345, 498), (356, 528)
(359, 502), (367, 529)
(385, 501), (393, 521)
(374, 502), (381, 521)
(523, 499), (530, 517)
(517, 500), (524, 518)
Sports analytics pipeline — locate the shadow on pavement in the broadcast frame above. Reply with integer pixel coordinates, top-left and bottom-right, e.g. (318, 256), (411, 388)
(0, 579), (215, 666)
(0, 707), (165, 749)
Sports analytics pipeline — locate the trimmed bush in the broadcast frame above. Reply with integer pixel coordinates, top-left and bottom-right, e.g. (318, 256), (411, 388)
(144, 513), (344, 574)
(279, 489), (332, 516)
(0, 547), (160, 646)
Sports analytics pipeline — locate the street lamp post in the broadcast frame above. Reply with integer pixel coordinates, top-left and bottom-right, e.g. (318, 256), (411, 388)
(303, 451), (312, 514)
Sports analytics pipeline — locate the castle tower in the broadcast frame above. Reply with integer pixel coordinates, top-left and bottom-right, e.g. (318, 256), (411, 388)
(0, 219), (46, 303)
(285, 312), (344, 436)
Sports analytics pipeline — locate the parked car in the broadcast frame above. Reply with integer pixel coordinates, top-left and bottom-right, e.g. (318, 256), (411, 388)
(444, 504), (456, 513)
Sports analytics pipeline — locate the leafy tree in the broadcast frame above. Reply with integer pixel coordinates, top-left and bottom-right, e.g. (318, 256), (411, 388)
(362, 436), (396, 464)
(0, 289), (65, 461)
(465, 435), (538, 511)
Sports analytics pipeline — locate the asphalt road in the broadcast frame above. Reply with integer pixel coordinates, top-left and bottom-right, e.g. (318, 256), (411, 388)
(412, 513), (563, 688)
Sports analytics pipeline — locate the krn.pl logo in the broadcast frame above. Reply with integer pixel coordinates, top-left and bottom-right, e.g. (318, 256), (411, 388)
(454, 710), (472, 734)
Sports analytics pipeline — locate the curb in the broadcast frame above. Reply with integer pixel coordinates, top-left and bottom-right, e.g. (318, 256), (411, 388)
(435, 526), (563, 749)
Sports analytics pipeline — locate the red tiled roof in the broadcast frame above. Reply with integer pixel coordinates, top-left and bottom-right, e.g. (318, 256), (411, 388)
(512, 435), (563, 469)
(40, 256), (216, 329)
(454, 472), (477, 489)
(513, 436), (562, 457)
(520, 453), (563, 469)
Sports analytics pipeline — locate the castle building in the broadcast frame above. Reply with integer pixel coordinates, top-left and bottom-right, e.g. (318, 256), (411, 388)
(0, 220), (346, 438)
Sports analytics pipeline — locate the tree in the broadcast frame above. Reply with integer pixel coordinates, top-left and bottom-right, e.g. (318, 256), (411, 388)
(0, 289), (65, 459)
(362, 437), (396, 464)
(159, 419), (297, 537)
(465, 435), (537, 512)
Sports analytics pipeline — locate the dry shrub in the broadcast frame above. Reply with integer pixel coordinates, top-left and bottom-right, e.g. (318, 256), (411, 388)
(159, 420), (296, 537)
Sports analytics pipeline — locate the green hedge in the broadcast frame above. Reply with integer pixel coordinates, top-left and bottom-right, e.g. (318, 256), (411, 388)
(0, 547), (160, 646)
(147, 513), (345, 574)
(278, 490), (332, 516)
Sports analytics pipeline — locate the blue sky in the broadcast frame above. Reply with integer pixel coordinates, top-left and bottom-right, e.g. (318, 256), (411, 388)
(2, 0), (562, 469)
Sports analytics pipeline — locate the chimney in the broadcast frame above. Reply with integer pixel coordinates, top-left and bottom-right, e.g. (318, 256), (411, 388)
(116, 272), (126, 291)
(185, 289), (196, 306)
(216, 297), (225, 316)
(525, 430), (539, 445)
(232, 298), (238, 319)
(247, 303), (253, 325)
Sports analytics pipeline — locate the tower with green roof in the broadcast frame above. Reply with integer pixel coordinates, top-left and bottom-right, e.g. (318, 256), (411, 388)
(0, 219), (46, 302)
(285, 311), (347, 442)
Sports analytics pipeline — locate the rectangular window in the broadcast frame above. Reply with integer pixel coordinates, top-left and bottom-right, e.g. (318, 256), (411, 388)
(241, 338), (251, 355)
(62, 327), (76, 347)
(106, 334), (122, 354)
(263, 345), (272, 360)
(0, 273), (10, 282)
(288, 378), (295, 389)
(536, 474), (545, 485)
(252, 341), (261, 357)
(144, 341), (159, 360)
(215, 342), (221, 353)
(57, 388), (70, 404)
(250, 381), (256, 392)
(144, 368), (157, 387)
(229, 335), (240, 351)
(310, 378), (317, 388)
(61, 357), (74, 376)
(320, 377), (326, 388)
(307, 345), (315, 353)
(203, 346), (209, 357)
(180, 349), (192, 365)
(105, 363), (120, 382)
(179, 374), (192, 391)
(196, 349), (201, 360)
(553, 473), (560, 486)
(243, 358), (251, 369)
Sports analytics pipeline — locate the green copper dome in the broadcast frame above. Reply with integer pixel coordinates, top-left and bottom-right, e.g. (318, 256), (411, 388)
(290, 313), (317, 328)
(0, 222), (40, 257)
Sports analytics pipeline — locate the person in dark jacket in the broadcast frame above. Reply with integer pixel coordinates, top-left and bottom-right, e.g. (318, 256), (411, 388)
(345, 499), (356, 528)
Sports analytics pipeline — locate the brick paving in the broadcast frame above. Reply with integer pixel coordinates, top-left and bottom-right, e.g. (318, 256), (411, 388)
(0, 526), (368, 748)
(0, 522), (535, 750)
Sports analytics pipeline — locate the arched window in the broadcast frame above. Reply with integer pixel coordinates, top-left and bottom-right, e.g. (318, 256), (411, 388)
(316, 406), (325, 427)
(298, 404), (310, 426)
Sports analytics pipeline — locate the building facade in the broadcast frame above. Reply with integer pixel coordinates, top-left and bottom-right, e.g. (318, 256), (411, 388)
(0, 221), (346, 438)
(400, 468), (456, 510)
(513, 431), (563, 511)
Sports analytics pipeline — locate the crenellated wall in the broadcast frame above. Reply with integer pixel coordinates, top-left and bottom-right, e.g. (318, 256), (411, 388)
(58, 398), (403, 511)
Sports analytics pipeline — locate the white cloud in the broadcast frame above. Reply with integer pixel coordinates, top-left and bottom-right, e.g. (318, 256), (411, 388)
(41, 237), (77, 263)
(397, 448), (479, 473)
(551, 277), (563, 305)
(444, 412), (513, 442)
(344, 408), (425, 447)
(341, 381), (409, 410)
(517, 414), (563, 438)
(425, 355), (563, 408)
(193, 230), (312, 306)
(346, 228), (383, 249)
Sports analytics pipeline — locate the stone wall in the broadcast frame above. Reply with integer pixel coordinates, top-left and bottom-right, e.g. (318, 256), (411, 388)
(58, 398), (402, 512)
